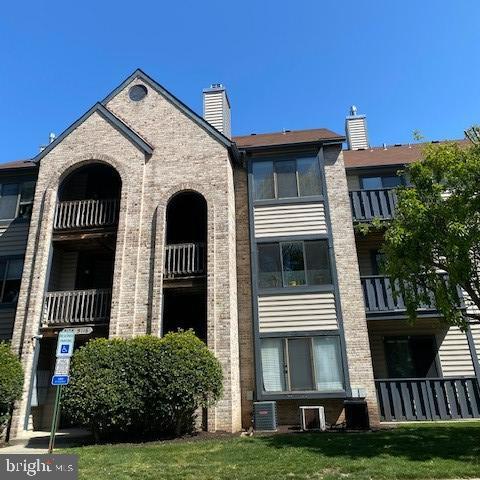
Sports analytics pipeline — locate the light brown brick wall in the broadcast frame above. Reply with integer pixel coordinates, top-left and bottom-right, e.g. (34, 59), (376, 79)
(10, 76), (243, 436)
(233, 166), (255, 428)
(323, 145), (380, 426)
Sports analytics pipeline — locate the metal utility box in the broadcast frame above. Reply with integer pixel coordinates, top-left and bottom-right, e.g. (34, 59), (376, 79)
(299, 406), (326, 431)
(344, 399), (370, 430)
(253, 401), (277, 431)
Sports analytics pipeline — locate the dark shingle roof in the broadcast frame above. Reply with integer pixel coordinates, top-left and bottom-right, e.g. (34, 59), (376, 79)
(343, 139), (469, 169)
(234, 128), (344, 149)
(0, 159), (37, 171)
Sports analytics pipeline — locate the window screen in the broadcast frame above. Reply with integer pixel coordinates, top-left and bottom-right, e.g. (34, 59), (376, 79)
(253, 161), (274, 200)
(261, 338), (286, 392)
(258, 243), (282, 288)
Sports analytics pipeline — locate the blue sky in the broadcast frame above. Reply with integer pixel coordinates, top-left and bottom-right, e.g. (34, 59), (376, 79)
(1, 1), (479, 163)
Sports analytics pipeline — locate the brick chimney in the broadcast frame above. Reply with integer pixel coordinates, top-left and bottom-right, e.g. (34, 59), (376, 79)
(345, 105), (369, 150)
(203, 84), (231, 138)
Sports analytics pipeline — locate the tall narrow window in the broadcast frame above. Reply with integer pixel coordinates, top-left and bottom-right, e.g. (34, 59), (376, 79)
(0, 184), (19, 220)
(312, 336), (344, 391)
(288, 338), (314, 390)
(258, 243), (282, 288)
(275, 160), (297, 198)
(252, 161), (274, 200)
(304, 240), (331, 285)
(297, 158), (322, 196)
(18, 181), (35, 219)
(261, 338), (286, 392)
(0, 258), (24, 303)
(281, 242), (306, 286)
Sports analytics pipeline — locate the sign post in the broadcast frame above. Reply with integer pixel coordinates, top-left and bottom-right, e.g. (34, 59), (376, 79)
(48, 330), (75, 453)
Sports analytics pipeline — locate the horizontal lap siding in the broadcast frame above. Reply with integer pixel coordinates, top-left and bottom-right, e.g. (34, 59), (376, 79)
(368, 319), (474, 378)
(254, 203), (327, 238)
(439, 326), (474, 376)
(0, 308), (16, 340)
(0, 221), (30, 256)
(258, 292), (337, 333)
(472, 323), (480, 364)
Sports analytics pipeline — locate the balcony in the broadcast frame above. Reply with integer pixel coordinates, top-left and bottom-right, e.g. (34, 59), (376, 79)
(376, 377), (480, 421)
(54, 199), (119, 231)
(361, 274), (460, 318)
(164, 243), (205, 279)
(349, 188), (398, 222)
(42, 288), (112, 327)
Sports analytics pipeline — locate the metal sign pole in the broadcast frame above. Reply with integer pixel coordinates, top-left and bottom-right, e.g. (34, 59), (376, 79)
(48, 385), (62, 453)
(48, 328), (77, 453)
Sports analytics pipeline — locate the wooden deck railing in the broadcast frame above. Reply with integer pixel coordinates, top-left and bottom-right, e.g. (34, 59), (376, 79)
(375, 377), (480, 421)
(349, 188), (398, 221)
(54, 199), (118, 230)
(42, 288), (112, 326)
(164, 243), (205, 278)
(361, 275), (440, 314)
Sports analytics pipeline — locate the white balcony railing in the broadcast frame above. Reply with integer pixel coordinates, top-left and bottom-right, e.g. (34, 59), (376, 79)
(54, 199), (118, 230)
(164, 243), (205, 278)
(42, 288), (112, 326)
(349, 188), (398, 221)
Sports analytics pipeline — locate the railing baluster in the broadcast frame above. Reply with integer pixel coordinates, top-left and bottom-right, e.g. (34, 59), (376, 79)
(164, 243), (205, 278)
(349, 188), (399, 222)
(53, 199), (119, 231)
(361, 274), (452, 314)
(376, 378), (480, 422)
(42, 288), (112, 326)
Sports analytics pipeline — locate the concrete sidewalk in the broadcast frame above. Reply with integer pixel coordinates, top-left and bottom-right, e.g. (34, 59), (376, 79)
(0, 428), (91, 454)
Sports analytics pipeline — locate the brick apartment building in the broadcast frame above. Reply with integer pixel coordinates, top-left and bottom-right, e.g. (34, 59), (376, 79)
(1, 70), (479, 438)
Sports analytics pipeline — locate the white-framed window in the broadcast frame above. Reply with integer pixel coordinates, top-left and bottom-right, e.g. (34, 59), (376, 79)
(0, 181), (35, 220)
(260, 336), (344, 393)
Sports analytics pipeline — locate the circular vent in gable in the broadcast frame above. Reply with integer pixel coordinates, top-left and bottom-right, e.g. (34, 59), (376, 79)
(129, 84), (148, 102)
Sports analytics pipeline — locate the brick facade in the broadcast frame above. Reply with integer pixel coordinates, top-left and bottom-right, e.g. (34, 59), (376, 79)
(8, 72), (380, 438)
(323, 145), (380, 425)
(10, 76), (242, 436)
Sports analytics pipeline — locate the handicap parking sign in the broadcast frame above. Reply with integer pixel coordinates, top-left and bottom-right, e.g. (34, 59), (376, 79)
(56, 330), (75, 358)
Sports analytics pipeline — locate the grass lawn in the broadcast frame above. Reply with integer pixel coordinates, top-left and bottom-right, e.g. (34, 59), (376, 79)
(63, 422), (480, 480)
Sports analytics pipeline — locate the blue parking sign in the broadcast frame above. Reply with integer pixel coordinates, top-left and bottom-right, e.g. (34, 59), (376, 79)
(52, 375), (69, 386)
(60, 345), (70, 354)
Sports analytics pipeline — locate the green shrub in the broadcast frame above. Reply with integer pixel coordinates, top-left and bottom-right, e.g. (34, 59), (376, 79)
(0, 342), (23, 432)
(62, 331), (223, 440)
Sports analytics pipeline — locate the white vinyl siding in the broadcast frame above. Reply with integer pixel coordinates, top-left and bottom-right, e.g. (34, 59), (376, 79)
(254, 203), (327, 238)
(438, 326), (475, 377)
(258, 292), (337, 333)
(472, 322), (480, 365)
(368, 319), (475, 378)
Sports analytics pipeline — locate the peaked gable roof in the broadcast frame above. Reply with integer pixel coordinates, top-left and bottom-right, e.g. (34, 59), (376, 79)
(101, 68), (233, 150)
(34, 102), (154, 162)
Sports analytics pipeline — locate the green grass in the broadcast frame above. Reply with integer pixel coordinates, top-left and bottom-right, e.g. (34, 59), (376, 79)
(63, 422), (480, 480)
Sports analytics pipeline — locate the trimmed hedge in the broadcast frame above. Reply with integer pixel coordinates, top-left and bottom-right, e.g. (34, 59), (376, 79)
(0, 342), (24, 433)
(62, 331), (222, 440)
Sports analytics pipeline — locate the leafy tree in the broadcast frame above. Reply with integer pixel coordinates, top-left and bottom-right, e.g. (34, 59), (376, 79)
(0, 342), (23, 433)
(381, 140), (480, 327)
